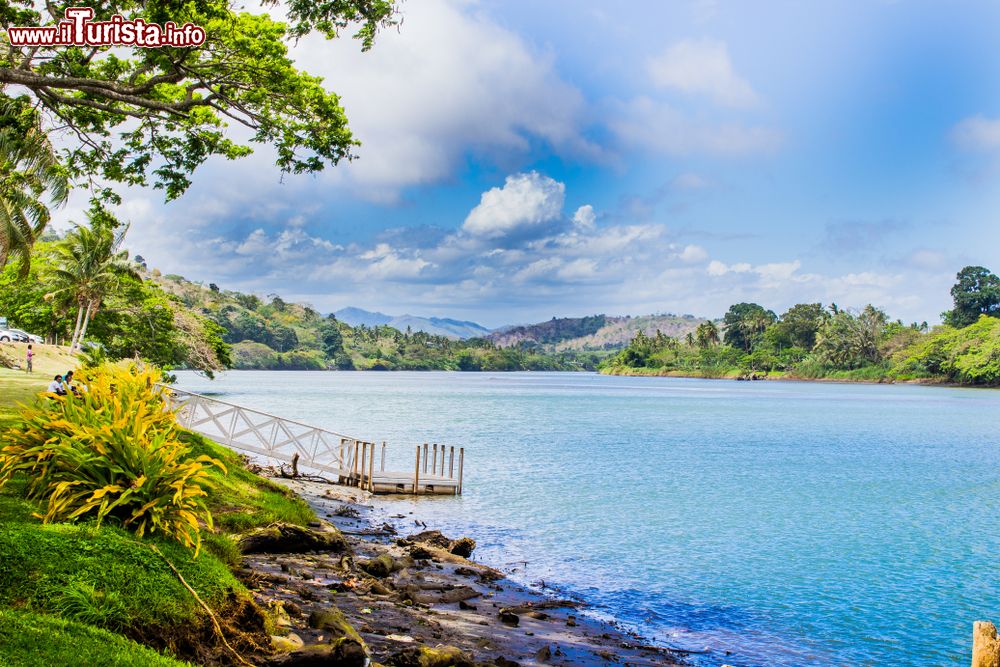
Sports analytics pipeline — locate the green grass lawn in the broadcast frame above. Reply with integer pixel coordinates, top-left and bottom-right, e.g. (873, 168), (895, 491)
(0, 370), (320, 665)
(0, 609), (189, 667)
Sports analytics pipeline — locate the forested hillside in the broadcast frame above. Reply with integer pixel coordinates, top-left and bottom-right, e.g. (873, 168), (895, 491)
(151, 274), (602, 371)
(488, 313), (705, 351)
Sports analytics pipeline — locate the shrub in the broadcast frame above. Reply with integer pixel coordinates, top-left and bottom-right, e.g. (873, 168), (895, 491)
(0, 363), (225, 554)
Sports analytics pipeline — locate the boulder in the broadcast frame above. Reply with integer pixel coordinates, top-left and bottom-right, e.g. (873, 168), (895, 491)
(274, 640), (366, 667)
(239, 522), (349, 554)
(448, 537), (476, 558)
(359, 554), (397, 578)
(387, 644), (473, 667)
(308, 607), (364, 645)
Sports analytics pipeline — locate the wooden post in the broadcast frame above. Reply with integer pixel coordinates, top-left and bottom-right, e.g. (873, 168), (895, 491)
(973, 621), (1000, 667)
(422, 443), (428, 473)
(291, 453), (300, 478)
(414, 445), (421, 494)
(457, 447), (464, 495)
(432, 444), (438, 476)
(381, 441), (386, 471)
(448, 446), (455, 478)
(360, 442), (368, 489)
(353, 440), (360, 486)
(368, 441), (376, 492)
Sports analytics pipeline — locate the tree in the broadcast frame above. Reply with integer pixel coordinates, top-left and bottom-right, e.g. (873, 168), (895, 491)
(45, 216), (138, 350)
(814, 305), (888, 368)
(723, 303), (776, 352)
(770, 303), (828, 350)
(319, 316), (344, 358)
(0, 97), (68, 272)
(944, 266), (1000, 328)
(695, 321), (720, 349)
(1, 1), (397, 202)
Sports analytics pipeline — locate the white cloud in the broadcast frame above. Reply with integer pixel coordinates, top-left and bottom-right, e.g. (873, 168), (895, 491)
(950, 115), (1000, 151)
(612, 97), (782, 156)
(572, 204), (597, 230)
(679, 244), (708, 262)
(462, 172), (565, 239)
(647, 39), (759, 108)
(289, 0), (597, 195)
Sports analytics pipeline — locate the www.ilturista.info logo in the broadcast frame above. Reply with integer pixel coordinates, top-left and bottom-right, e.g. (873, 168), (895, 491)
(6, 7), (206, 48)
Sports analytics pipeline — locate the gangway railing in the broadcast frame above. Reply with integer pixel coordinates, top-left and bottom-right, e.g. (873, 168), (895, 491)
(161, 386), (463, 495)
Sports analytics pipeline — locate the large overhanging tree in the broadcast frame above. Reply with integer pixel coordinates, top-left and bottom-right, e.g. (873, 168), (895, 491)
(1, 0), (397, 210)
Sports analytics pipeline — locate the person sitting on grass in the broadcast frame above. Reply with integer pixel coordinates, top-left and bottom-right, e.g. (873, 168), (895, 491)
(63, 370), (82, 396)
(47, 375), (66, 396)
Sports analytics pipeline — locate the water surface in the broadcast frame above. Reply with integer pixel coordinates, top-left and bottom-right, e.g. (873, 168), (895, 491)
(173, 370), (1000, 667)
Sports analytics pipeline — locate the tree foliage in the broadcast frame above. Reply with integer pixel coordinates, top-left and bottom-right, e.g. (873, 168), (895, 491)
(1, 0), (398, 201)
(944, 266), (1000, 328)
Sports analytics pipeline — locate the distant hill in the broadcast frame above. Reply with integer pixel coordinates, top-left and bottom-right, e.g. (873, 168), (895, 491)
(488, 313), (706, 351)
(334, 307), (492, 340)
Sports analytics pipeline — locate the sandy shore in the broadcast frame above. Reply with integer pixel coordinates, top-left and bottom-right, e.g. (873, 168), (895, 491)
(244, 476), (690, 667)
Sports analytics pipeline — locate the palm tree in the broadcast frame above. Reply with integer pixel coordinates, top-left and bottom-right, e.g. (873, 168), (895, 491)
(45, 219), (137, 351)
(0, 97), (69, 272)
(695, 321), (720, 349)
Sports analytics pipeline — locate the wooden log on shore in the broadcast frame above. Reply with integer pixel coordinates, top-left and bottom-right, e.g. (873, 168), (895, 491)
(973, 621), (1000, 667)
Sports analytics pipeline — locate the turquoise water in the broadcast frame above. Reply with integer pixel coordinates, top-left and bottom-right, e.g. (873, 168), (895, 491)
(173, 370), (1000, 666)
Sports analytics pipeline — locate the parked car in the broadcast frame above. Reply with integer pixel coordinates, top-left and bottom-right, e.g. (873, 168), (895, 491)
(0, 328), (23, 342)
(8, 329), (43, 344)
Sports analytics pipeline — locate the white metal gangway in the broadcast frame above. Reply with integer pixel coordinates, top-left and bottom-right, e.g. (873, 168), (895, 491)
(163, 386), (463, 495)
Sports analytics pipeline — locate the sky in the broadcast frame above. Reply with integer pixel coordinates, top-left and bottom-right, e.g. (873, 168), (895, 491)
(55, 0), (1000, 328)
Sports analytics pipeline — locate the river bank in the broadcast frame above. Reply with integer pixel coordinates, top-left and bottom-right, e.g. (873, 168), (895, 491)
(249, 474), (689, 666)
(599, 365), (963, 386)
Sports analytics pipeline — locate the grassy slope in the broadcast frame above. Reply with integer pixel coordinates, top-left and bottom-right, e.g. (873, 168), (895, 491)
(0, 371), (317, 665)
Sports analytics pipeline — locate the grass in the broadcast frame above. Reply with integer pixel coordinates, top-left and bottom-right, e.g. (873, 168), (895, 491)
(0, 369), (320, 664)
(0, 609), (189, 667)
(0, 477), (244, 630)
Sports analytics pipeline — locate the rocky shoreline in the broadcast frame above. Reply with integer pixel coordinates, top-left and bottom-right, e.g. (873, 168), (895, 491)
(242, 476), (689, 667)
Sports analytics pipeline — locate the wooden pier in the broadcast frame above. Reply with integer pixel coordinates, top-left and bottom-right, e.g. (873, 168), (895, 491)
(164, 386), (463, 495)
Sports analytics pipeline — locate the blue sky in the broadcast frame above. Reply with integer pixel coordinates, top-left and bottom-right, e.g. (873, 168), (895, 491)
(65, 0), (1000, 327)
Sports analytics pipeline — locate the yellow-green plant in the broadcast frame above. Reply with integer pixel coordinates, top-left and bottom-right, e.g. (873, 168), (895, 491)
(0, 363), (225, 554)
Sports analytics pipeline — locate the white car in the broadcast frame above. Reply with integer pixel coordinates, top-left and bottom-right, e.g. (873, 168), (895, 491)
(0, 328), (23, 342)
(8, 329), (43, 344)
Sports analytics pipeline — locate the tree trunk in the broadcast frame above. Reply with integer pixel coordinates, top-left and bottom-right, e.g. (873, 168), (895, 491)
(78, 300), (95, 348)
(69, 303), (84, 351)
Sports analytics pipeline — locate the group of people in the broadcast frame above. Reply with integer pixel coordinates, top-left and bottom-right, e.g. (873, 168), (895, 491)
(47, 371), (82, 397)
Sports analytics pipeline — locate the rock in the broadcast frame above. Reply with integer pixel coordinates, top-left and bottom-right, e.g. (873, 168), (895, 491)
(458, 600), (477, 610)
(276, 640), (366, 667)
(535, 645), (551, 662)
(359, 554), (397, 578)
(566, 614), (577, 627)
(308, 607), (364, 645)
(387, 644), (474, 667)
(239, 522), (350, 554)
(435, 585), (480, 604)
(499, 611), (520, 627)
(453, 567), (477, 577)
(973, 621), (1000, 667)
(448, 537), (476, 558)
(494, 658), (520, 667)
(270, 633), (305, 652)
(408, 530), (452, 549)
(408, 545), (434, 560)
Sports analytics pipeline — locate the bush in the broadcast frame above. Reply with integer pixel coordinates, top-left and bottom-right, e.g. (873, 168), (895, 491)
(0, 363), (224, 554)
